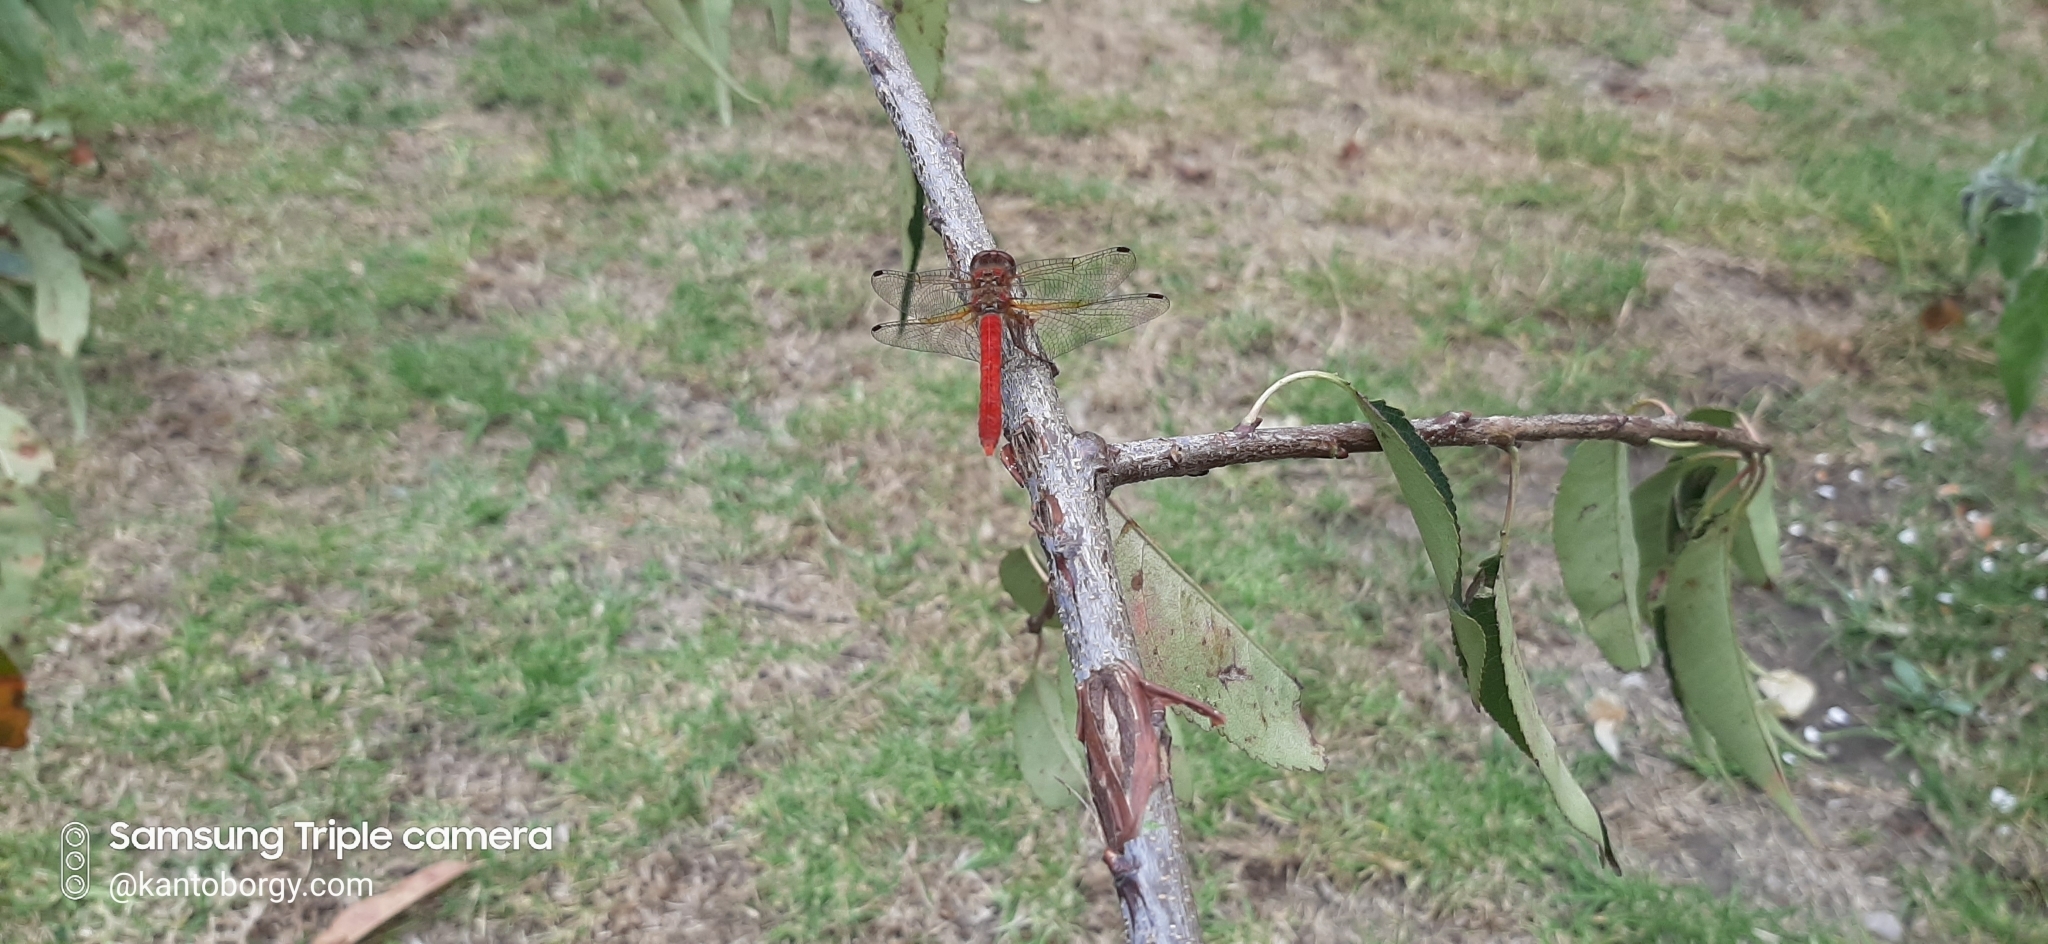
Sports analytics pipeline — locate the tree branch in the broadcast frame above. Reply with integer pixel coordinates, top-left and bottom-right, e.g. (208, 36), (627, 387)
(830, 1), (1205, 941)
(1107, 412), (1769, 488)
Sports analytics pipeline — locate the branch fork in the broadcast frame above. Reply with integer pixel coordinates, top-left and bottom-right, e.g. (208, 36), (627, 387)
(830, 2), (1772, 940)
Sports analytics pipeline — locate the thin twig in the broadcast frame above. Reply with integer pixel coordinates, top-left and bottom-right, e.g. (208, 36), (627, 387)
(1107, 411), (1769, 488)
(675, 562), (856, 624)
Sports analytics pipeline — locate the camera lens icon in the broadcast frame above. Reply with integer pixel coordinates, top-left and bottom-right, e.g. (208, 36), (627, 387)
(59, 822), (89, 901)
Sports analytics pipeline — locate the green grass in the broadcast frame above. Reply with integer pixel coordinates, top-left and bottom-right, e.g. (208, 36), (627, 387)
(8, 0), (2048, 939)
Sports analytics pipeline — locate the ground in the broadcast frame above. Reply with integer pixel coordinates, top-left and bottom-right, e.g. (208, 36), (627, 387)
(4, 0), (2047, 941)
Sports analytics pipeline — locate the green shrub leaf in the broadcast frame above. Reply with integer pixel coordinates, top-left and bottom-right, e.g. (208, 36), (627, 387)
(1984, 209), (2046, 283)
(1657, 515), (1809, 836)
(1112, 502), (1323, 771)
(1997, 268), (2048, 418)
(1554, 441), (1650, 670)
(9, 212), (88, 356)
(1469, 550), (1617, 868)
(998, 545), (1055, 627)
(1012, 657), (1084, 809)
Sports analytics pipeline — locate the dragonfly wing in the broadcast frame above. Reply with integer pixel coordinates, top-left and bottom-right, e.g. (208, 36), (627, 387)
(1022, 293), (1171, 358)
(872, 265), (970, 319)
(1013, 247), (1140, 304)
(871, 311), (984, 362)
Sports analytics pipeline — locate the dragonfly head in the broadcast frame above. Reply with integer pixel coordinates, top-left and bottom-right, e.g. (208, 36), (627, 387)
(969, 249), (1017, 291)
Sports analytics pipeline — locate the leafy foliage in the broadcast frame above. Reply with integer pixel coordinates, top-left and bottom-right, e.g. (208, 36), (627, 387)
(1606, 434), (1809, 830)
(640, 0), (772, 127)
(1553, 441), (1650, 669)
(1, 110), (132, 435)
(1961, 138), (2048, 417)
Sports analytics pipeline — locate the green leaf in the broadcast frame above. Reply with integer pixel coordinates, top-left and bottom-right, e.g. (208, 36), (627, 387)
(1682, 409), (1782, 587)
(641, 0), (762, 115)
(1630, 460), (1686, 620)
(893, 0), (950, 97)
(1730, 457), (1781, 587)
(899, 164), (927, 279)
(1553, 441), (1651, 670)
(1357, 399), (1462, 599)
(1983, 210), (2046, 283)
(1111, 502), (1324, 771)
(1658, 517), (1810, 836)
(998, 546), (1055, 627)
(1012, 656), (1084, 809)
(1997, 268), (2048, 418)
(699, 0), (734, 127)
(766, 0), (791, 51)
(25, 0), (84, 47)
(1467, 552), (1617, 868)
(9, 212), (88, 356)
(1334, 384), (1610, 861)
(0, 403), (52, 486)
(0, 0), (48, 88)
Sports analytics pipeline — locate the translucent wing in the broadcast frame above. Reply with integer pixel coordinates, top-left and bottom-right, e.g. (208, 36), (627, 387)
(871, 310), (984, 362)
(872, 265), (970, 319)
(1019, 293), (1171, 359)
(1013, 247), (1139, 304)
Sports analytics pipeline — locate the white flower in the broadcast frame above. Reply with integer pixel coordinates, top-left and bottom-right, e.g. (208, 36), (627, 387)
(1871, 567), (1891, 585)
(1981, 557), (1997, 574)
(1937, 591), (1957, 605)
(1898, 528), (1919, 546)
(1990, 787), (2019, 814)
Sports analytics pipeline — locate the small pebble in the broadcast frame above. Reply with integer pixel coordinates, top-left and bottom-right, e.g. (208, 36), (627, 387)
(1780, 751), (1799, 765)
(2033, 586), (2046, 602)
(1899, 585), (1914, 598)
(1862, 911), (1904, 942)
(1936, 591), (1957, 605)
(1815, 484), (1838, 500)
(1911, 422), (1932, 439)
(1980, 557), (1997, 574)
(1802, 726), (1821, 744)
(1825, 706), (1852, 726)
(1922, 439), (1937, 453)
(1814, 452), (1833, 466)
(1998, 824), (2014, 837)
(1991, 787), (2018, 814)
(1991, 647), (2008, 661)
(1871, 566), (1891, 585)
(1787, 523), (1808, 538)
(1849, 468), (1867, 484)
(1897, 528), (1918, 546)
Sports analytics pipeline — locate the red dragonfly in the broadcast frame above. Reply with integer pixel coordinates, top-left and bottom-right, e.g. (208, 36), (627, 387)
(870, 247), (1170, 454)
